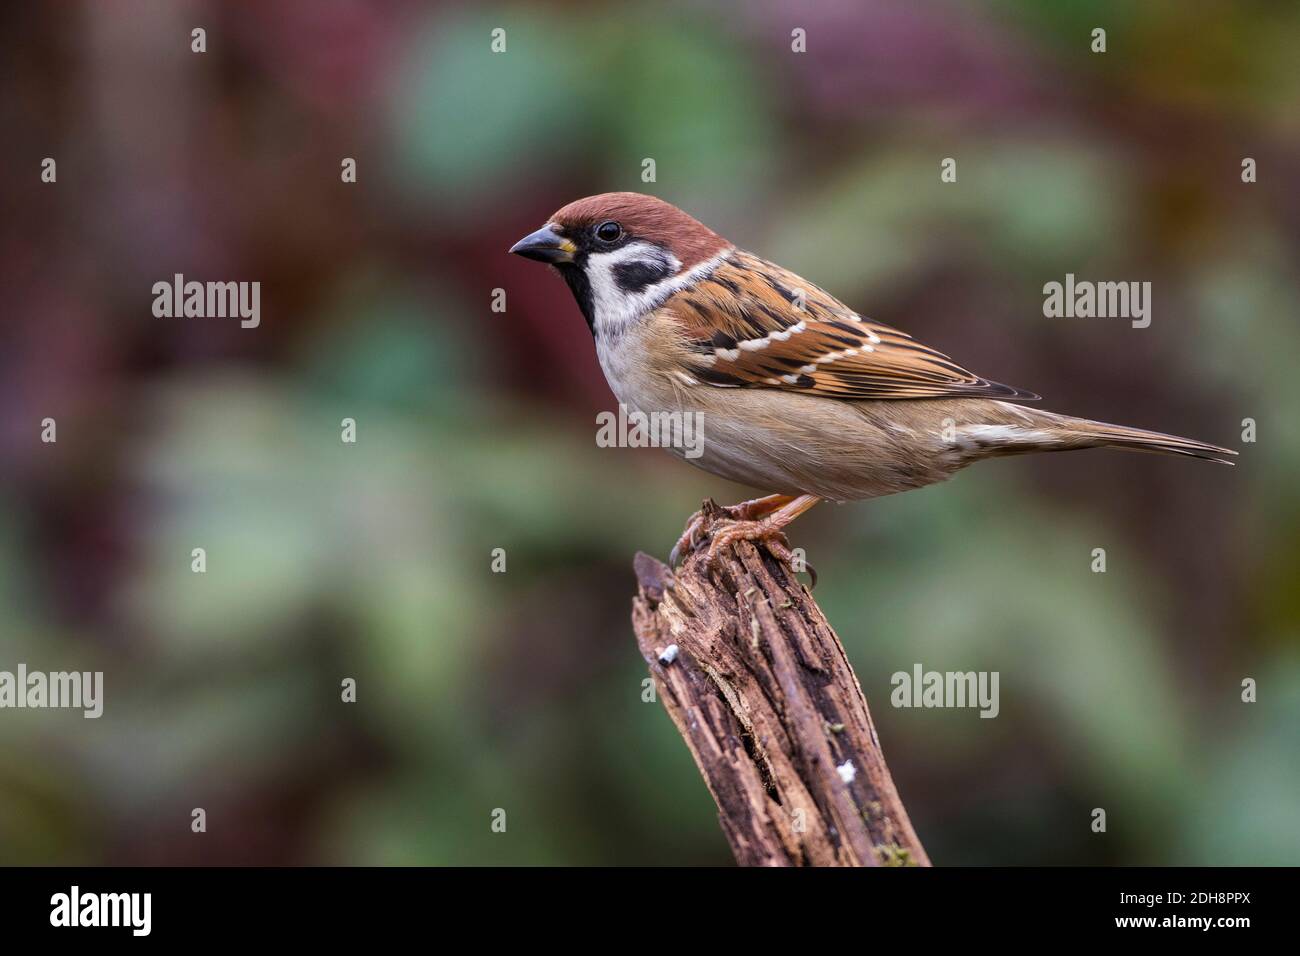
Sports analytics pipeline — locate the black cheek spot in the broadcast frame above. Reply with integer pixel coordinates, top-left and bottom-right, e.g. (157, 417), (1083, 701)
(613, 259), (672, 293)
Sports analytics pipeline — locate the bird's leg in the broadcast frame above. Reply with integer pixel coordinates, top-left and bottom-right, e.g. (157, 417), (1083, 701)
(670, 494), (796, 567)
(705, 494), (822, 575)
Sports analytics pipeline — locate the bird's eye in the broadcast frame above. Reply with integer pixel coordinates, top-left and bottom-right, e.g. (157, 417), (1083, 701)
(594, 220), (622, 243)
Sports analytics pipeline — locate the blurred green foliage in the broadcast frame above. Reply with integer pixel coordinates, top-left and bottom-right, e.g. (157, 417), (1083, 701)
(1, 0), (1297, 865)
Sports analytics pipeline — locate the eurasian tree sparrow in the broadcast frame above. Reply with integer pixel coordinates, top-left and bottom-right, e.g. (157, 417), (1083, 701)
(510, 193), (1235, 568)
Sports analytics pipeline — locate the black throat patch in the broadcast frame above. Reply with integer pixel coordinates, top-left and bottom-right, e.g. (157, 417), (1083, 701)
(557, 263), (596, 333)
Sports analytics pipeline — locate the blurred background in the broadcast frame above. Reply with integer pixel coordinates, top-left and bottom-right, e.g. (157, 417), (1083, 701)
(1, 0), (1297, 865)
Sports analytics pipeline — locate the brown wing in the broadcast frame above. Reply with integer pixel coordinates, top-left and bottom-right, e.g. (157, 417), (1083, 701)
(668, 250), (1038, 401)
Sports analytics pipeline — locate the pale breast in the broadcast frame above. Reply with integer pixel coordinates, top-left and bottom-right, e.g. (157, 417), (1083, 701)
(592, 305), (992, 500)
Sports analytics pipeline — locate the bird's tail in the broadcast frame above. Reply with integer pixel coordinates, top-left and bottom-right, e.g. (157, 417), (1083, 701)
(974, 404), (1237, 464)
(1057, 416), (1237, 463)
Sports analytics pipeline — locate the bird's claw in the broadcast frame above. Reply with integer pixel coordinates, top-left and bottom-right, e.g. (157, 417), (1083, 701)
(669, 499), (735, 567)
(670, 496), (816, 586)
(702, 521), (815, 586)
(669, 512), (706, 567)
(758, 534), (818, 589)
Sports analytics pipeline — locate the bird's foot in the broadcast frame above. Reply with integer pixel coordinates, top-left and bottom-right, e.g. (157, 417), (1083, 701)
(704, 519), (817, 587)
(669, 495), (794, 567)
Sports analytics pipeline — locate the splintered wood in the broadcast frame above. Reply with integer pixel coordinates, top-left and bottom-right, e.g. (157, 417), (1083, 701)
(631, 505), (930, 867)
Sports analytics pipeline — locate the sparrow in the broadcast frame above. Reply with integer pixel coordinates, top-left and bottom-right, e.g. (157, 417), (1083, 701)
(510, 192), (1235, 570)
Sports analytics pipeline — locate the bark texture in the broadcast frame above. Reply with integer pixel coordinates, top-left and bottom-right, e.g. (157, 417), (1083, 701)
(631, 501), (930, 867)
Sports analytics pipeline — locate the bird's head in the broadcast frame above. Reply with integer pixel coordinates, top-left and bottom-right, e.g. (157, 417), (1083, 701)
(509, 192), (731, 335)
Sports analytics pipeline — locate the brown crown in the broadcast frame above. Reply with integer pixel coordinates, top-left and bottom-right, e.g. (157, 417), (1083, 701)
(549, 192), (730, 268)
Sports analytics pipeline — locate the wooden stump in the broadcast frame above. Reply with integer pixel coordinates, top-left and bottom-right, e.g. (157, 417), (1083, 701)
(631, 502), (930, 867)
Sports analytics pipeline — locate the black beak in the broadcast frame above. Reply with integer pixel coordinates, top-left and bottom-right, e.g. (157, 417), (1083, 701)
(509, 224), (576, 264)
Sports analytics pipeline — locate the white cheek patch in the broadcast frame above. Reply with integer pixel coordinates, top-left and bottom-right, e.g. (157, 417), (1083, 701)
(588, 245), (733, 337)
(586, 243), (679, 334)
